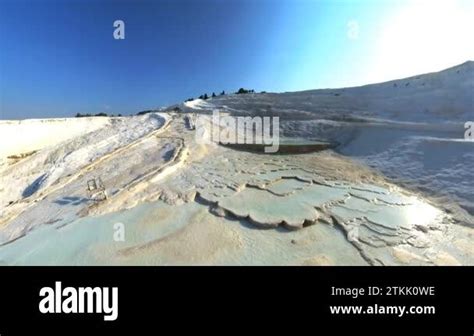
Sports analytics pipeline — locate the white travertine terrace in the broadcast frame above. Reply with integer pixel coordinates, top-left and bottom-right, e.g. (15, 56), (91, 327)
(0, 62), (473, 265)
(0, 111), (471, 266)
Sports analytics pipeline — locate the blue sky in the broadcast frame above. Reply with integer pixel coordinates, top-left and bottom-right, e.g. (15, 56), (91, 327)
(1, 0), (473, 119)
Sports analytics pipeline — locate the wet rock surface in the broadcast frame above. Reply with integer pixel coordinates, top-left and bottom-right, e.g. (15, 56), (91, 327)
(0, 112), (472, 265)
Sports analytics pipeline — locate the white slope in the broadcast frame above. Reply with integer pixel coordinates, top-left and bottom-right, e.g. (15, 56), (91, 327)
(0, 117), (110, 160)
(183, 98), (214, 110)
(181, 61), (474, 223)
(1, 112), (470, 266)
(0, 113), (167, 227)
(185, 61), (473, 124)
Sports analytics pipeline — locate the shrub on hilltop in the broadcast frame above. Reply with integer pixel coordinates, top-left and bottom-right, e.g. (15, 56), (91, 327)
(75, 112), (109, 117)
(236, 88), (255, 94)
